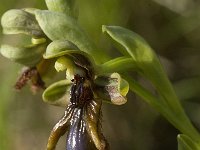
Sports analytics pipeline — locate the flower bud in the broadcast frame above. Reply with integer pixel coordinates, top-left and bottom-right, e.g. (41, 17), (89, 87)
(1, 9), (43, 37)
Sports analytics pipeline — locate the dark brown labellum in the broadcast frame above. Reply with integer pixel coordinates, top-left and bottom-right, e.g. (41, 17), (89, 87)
(47, 74), (108, 150)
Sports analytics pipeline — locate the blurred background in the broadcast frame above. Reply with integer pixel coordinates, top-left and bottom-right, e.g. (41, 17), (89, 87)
(1, 0), (200, 150)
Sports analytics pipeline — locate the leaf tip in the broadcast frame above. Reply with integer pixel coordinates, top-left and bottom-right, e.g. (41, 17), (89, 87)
(102, 25), (108, 33)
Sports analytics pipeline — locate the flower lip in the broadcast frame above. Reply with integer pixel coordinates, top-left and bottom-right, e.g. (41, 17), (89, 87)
(70, 74), (93, 108)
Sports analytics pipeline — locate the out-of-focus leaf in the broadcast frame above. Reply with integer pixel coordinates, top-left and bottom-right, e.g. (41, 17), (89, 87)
(42, 79), (71, 107)
(174, 77), (200, 100)
(178, 134), (200, 150)
(1, 9), (43, 37)
(1, 44), (46, 66)
(94, 73), (129, 105)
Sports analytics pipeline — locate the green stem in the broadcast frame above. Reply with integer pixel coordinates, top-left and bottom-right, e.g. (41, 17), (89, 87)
(124, 74), (200, 144)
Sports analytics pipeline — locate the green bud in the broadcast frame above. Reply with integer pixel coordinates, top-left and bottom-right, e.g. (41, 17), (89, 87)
(1, 9), (43, 37)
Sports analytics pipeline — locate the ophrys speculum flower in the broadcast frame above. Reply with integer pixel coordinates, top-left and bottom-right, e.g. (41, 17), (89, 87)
(43, 48), (127, 150)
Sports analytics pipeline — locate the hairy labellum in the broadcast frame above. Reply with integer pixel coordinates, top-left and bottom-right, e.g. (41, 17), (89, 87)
(47, 74), (108, 150)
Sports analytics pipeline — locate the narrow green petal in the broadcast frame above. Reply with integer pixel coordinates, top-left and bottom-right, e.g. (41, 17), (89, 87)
(94, 73), (129, 105)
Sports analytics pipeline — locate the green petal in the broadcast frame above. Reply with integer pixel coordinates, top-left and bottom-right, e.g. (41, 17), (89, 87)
(42, 79), (71, 107)
(43, 40), (79, 59)
(178, 134), (200, 150)
(0, 44), (46, 66)
(55, 56), (87, 80)
(1, 9), (43, 37)
(94, 73), (129, 105)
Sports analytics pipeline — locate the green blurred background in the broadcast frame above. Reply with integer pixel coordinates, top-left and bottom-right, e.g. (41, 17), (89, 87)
(1, 0), (200, 150)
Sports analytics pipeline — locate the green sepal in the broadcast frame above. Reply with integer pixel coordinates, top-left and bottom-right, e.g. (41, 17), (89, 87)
(1, 44), (46, 66)
(42, 79), (71, 107)
(178, 134), (200, 150)
(22, 8), (40, 15)
(35, 10), (100, 61)
(45, 0), (78, 18)
(94, 73), (129, 105)
(1, 9), (43, 37)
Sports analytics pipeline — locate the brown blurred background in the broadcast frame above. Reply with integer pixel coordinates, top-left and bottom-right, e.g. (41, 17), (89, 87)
(1, 0), (200, 150)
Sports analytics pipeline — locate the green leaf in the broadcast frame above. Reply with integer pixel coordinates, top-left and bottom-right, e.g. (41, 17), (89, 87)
(102, 25), (175, 106)
(178, 134), (200, 150)
(102, 25), (166, 88)
(94, 73), (129, 105)
(42, 79), (71, 107)
(1, 44), (46, 66)
(1, 9), (43, 37)
(102, 25), (156, 62)
(102, 25), (200, 141)
(35, 10), (106, 63)
(45, 0), (78, 18)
